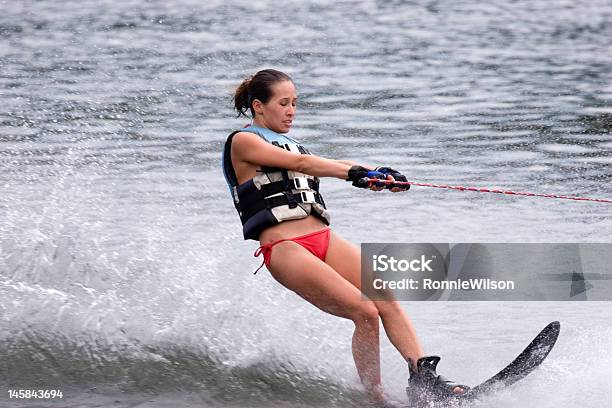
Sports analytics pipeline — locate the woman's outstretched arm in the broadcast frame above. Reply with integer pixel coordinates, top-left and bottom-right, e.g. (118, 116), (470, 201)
(233, 132), (359, 179)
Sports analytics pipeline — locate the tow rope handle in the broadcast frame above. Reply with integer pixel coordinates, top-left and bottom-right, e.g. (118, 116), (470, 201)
(359, 177), (612, 204)
(358, 177), (405, 189)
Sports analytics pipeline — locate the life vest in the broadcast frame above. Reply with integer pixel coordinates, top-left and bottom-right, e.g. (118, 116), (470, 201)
(222, 125), (331, 241)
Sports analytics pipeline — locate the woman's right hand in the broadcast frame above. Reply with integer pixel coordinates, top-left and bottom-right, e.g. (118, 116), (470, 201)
(347, 166), (386, 188)
(347, 165), (410, 192)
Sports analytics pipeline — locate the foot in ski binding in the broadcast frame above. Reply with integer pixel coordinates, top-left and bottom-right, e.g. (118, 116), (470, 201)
(406, 356), (469, 406)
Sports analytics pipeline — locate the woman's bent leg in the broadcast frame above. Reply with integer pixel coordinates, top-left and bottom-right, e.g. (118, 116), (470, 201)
(266, 241), (384, 401)
(324, 231), (424, 367)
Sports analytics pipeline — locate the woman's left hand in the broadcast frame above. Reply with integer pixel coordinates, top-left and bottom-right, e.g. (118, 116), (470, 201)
(369, 175), (407, 192)
(373, 167), (410, 192)
(369, 177), (387, 191)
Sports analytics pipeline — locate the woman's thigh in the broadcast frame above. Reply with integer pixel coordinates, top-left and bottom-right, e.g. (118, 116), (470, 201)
(324, 231), (399, 304)
(267, 241), (377, 321)
(324, 231), (363, 290)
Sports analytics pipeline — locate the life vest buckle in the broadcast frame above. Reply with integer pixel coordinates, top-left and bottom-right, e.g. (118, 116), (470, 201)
(300, 191), (316, 204)
(293, 177), (310, 190)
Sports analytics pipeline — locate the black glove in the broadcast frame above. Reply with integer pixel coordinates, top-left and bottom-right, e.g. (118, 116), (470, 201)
(375, 167), (410, 190)
(347, 166), (386, 188)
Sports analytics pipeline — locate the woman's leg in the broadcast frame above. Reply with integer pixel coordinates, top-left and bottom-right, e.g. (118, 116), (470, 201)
(324, 231), (425, 367)
(266, 241), (384, 401)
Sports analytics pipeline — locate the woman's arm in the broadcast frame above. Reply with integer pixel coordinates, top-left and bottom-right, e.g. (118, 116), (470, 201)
(331, 159), (375, 170)
(298, 155), (353, 178)
(232, 132), (405, 192)
(232, 132), (361, 179)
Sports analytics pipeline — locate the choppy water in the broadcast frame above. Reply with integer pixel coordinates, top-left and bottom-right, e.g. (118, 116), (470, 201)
(1, 0), (611, 407)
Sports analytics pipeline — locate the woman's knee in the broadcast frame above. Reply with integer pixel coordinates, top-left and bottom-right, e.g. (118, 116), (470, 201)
(374, 300), (405, 317)
(351, 301), (380, 326)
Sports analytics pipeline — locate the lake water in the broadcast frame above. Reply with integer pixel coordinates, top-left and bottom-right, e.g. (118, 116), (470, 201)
(1, 0), (611, 407)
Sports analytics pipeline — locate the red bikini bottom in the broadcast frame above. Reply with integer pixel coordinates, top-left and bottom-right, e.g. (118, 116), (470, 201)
(253, 227), (331, 274)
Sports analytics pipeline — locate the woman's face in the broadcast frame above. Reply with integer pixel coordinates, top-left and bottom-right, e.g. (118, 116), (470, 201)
(254, 80), (297, 133)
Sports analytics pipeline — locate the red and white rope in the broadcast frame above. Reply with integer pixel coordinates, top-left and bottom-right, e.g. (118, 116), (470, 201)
(364, 179), (612, 204)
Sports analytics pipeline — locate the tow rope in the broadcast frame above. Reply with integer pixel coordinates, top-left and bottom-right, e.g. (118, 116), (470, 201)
(360, 178), (612, 204)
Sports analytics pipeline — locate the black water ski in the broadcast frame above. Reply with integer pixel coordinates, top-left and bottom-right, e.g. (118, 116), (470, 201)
(405, 321), (560, 407)
(460, 320), (560, 402)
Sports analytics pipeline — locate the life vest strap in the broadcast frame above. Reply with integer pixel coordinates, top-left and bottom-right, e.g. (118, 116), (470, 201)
(259, 177), (319, 197)
(240, 191), (326, 222)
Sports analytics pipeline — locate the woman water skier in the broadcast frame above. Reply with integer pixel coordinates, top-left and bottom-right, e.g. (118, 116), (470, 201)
(221, 69), (468, 404)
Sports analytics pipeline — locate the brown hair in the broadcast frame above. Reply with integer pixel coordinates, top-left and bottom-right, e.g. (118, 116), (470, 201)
(233, 69), (293, 118)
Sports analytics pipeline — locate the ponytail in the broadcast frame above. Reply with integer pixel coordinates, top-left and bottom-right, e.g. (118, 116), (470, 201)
(233, 76), (252, 118)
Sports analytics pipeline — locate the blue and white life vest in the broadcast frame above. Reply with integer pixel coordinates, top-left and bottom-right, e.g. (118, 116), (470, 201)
(222, 125), (331, 241)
